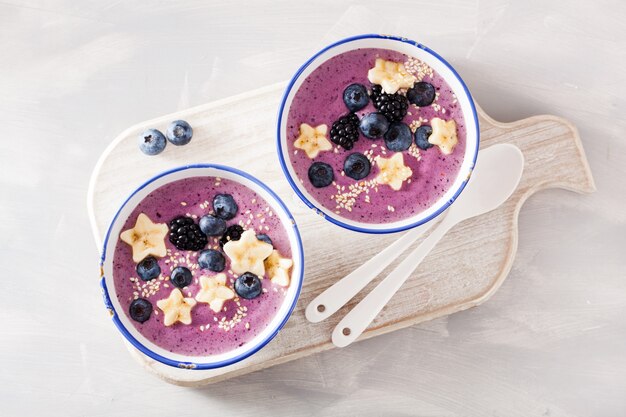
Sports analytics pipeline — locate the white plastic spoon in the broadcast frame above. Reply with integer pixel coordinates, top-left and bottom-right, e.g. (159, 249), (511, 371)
(305, 213), (444, 323)
(331, 143), (525, 347)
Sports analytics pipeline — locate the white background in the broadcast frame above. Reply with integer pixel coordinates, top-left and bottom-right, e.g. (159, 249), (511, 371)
(1, 1), (625, 416)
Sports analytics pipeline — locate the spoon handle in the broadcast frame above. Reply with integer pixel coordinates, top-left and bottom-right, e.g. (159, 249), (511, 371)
(305, 218), (439, 323)
(331, 217), (454, 347)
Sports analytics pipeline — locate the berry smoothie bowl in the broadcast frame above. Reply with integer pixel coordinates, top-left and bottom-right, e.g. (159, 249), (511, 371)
(99, 165), (304, 370)
(277, 34), (479, 233)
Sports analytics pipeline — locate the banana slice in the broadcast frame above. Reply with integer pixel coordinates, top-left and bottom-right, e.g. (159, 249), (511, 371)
(294, 123), (332, 159)
(264, 250), (293, 287)
(223, 230), (273, 276)
(375, 153), (413, 191)
(120, 213), (169, 263)
(195, 273), (235, 313)
(428, 117), (458, 155)
(367, 58), (417, 94)
(156, 288), (197, 326)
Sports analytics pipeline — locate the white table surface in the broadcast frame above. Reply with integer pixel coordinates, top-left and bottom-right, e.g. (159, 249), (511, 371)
(1, 1), (625, 416)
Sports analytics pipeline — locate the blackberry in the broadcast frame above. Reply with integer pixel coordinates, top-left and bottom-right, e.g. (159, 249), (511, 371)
(330, 113), (360, 150)
(370, 84), (408, 122)
(219, 224), (244, 246)
(370, 84), (384, 102)
(169, 216), (207, 251)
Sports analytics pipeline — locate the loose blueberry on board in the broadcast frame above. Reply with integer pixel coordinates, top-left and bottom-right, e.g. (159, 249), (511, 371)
(136, 256), (161, 281)
(234, 272), (262, 299)
(384, 122), (413, 152)
(129, 298), (153, 323)
(359, 112), (390, 139)
(256, 234), (272, 246)
(165, 120), (193, 146)
(343, 83), (369, 112)
(170, 266), (193, 288)
(308, 162), (334, 188)
(199, 214), (227, 236)
(219, 224), (244, 247)
(198, 249), (226, 272)
(169, 216), (208, 251)
(370, 85), (409, 122)
(415, 125), (434, 150)
(407, 82), (436, 107)
(330, 113), (360, 150)
(213, 194), (238, 220)
(343, 153), (371, 180)
(138, 129), (166, 156)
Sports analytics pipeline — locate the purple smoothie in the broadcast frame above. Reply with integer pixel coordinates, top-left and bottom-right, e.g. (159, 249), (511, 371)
(286, 48), (466, 223)
(112, 176), (293, 356)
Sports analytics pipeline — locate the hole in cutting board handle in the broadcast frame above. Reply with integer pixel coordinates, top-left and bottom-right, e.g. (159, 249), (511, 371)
(316, 304), (325, 313)
(342, 328), (351, 336)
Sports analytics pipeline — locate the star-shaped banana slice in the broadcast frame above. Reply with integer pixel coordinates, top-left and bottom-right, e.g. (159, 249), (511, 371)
(195, 273), (235, 313)
(120, 213), (169, 263)
(294, 123), (332, 159)
(223, 230), (274, 276)
(156, 288), (197, 326)
(367, 58), (417, 94)
(375, 153), (413, 191)
(264, 250), (293, 287)
(428, 117), (458, 155)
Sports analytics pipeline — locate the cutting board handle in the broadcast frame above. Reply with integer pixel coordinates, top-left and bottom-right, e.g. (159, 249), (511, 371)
(478, 107), (596, 195)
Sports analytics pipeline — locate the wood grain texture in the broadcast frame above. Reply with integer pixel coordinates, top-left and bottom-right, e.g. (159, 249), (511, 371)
(88, 83), (594, 386)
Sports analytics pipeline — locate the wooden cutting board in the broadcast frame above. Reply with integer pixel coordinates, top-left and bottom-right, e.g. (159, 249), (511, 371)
(87, 82), (595, 386)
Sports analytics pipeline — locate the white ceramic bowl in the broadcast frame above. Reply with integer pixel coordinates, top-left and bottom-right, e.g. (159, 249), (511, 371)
(277, 34), (479, 234)
(99, 164), (304, 370)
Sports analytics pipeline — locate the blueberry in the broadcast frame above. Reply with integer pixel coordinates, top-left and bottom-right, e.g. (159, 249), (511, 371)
(308, 162), (334, 188)
(384, 122), (413, 152)
(415, 125), (434, 150)
(234, 272), (262, 299)
(138, 129), (166, 156)
(166, 120), (193, 146)
(359, 112), (390, 139)
(198, 249), (226, 272)
(343, 83), (369, 112)
(170, 266), (193, 288)
(136, 256), (161, 281)
(343, 153), (371, 180)
(129, 298), (152, 323)
(199, 215), (227, 236)
(213, 194), (238, 220)
(407, 82), (436, 107)
(256, 234), (272, 245)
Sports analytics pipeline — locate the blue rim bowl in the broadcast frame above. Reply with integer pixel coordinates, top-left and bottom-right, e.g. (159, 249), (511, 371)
(99, 164), (304, 370)
(277, 34), (480, 234)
